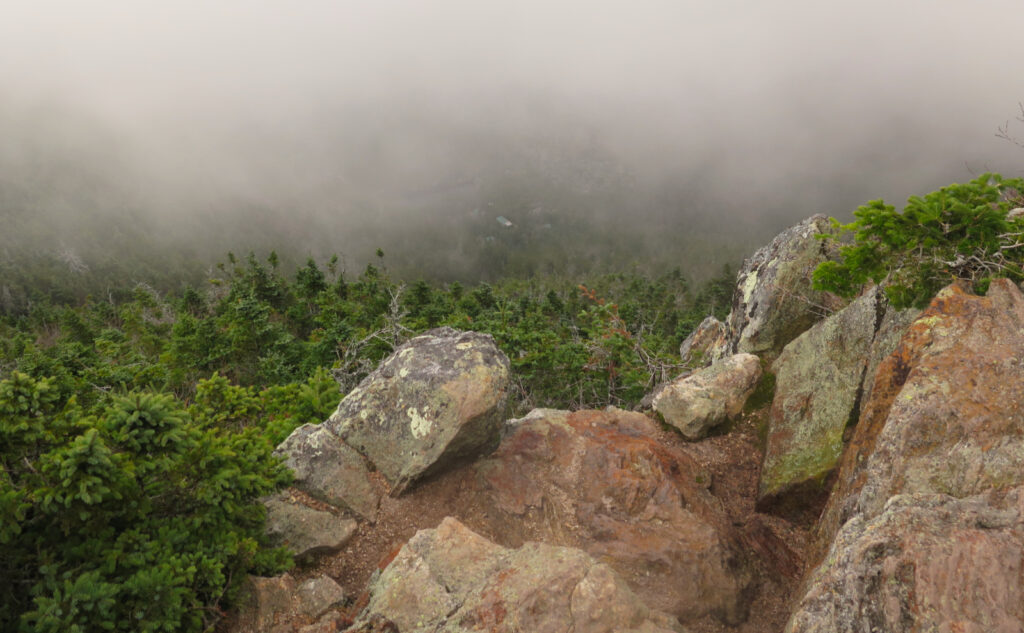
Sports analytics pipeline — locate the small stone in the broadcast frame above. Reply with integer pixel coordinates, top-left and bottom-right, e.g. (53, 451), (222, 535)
(653, 353), (762, 440)
(264, 493), (358, 559)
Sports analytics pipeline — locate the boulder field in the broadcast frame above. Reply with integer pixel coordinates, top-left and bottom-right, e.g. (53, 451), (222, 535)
(229, 220), (1024, 633)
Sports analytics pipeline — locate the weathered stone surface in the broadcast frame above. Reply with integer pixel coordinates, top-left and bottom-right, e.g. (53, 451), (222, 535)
(231, 574), (297, 633)
(653, 353), (762, 440)
(679, 315), (727, 367)
(298, 611), (347, 633)
(758, 287), (918, 509)
(230, 574), (346, 633)
(721, 215), (839, 362)
(790, 280), (1024, 633)
(352, 517), (684, 633)
(275, 424), (380, 520)
(473, 408), (752, 625)
(327, 327), (511, 494)
(787, 488), (1024, 633)
(264, 493), (358, 559)
(813, 279), (1024, 560)
(295, 576), (346, 620)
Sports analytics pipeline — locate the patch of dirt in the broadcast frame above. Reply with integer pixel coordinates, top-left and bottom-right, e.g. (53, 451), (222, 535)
(672, 408), (813, 633)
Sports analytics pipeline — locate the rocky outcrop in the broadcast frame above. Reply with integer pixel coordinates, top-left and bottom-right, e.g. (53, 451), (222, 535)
(326, 327), (511, 494)
(275, 424), (381, 520)
(351, 517), (684, 633)
(263, 493), (358, 560)
(812, 279), (1024, 556)
(757, 287), (918, 512)
(720, 215), (839, 362)
(230, 574), (346, 633)
(787, 279), (1024, 632)
(679, 315), (728, 367)
(474, 408), (753, 624)
(653, 353), (762, 440)
(787, 488), (1024, 633)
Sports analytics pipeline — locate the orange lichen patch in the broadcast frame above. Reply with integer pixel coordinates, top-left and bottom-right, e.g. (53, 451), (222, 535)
(458, 570), (514, 629)
(376, 543), (405, 571)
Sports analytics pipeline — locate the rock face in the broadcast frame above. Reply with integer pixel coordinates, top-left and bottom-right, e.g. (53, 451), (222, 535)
(326, 327), (511, 494)
(813, 279), (1024, 556)
(474, 408), (753, 624)
(788, 279), (1024, 632)
(720, 215), (839, 362)
(787, 489), (1024, 633)
(263, 493), (358, 560)
(352, 517), (684, 633)
(758, 287), (918, 511)
(679, 315), (728, 367)
(275, 424), (381, 520)
(653, 353), (762, 440)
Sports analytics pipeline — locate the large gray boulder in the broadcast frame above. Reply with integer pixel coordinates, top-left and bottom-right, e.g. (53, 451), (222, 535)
(351, 517), (684, 633)
(790, 280), (1024, 632)
(326, 327), (511, 494)
(263, 493), (358, 560)
(653, 353), (762, 440)
(275, 424), (381, 520)
(758, 287), (918, 511)
(719, 215), (839, 363)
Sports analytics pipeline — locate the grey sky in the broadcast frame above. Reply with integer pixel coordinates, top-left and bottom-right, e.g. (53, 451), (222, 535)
(1, 1), (1023, 240)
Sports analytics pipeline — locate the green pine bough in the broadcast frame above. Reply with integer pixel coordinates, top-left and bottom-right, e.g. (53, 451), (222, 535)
(813, 173), (1024, 309)
(0, 373), (293, 633)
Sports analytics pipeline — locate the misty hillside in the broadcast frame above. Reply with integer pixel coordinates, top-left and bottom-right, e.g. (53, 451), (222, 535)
(3, 2), (1024, 631)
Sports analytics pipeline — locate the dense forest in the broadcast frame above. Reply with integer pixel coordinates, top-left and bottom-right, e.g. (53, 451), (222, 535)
(5, 168), (1024, 631)
(0, 238), (735, 632)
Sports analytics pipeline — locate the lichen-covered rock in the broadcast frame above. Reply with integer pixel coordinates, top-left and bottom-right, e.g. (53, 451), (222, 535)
(327, 327), (511, 494)
(275, 424), (381, 520)
(263, 493), (358, 560)
(812, 279), (1024, 560)
(653, 353), (762, 440)
(757, 287), (918, 511)
(786, 488), (1024, 633)
(790, 279), (1024, 633)
(680, 315), (727, 367)
(474, 408), (752, 625)
(721, 215), (839, 362)
(352, 517), (684, 633)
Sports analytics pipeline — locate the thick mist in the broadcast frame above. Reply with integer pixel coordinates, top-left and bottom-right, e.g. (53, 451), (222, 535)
(2, 0), (1023, 284)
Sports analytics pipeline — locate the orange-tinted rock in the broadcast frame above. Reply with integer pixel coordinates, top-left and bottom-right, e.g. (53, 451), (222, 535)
(787, 488), (1024, 633)
(790, 280), (1024, 632)
(352, 517), (684, 633)
(812, 280), (1024, 561)
(474, 408), (753, 625)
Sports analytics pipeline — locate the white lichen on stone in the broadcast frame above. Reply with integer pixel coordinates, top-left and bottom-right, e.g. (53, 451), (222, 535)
(741, 269), (760, 305)
(408, 406), (434, 438)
